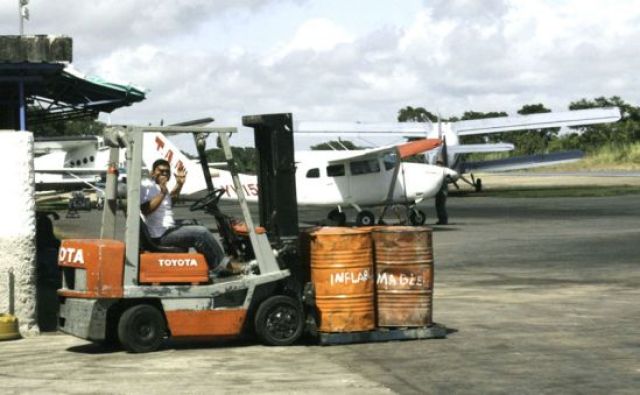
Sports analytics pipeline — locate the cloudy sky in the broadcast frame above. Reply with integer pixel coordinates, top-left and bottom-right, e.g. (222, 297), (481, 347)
(1, 0), (639, 146)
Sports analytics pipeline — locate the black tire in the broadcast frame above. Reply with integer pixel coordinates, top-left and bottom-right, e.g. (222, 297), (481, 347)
(355, 210), (375, 227)
(117, 304), (166, 353)
(254, 295), (304, 346)
(475, 178), (482, 192)
(327, 209), (346, 226)
(409, 209), (426, 226)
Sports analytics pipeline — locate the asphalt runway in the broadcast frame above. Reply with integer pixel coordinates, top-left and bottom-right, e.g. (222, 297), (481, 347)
(3, 194), (640, 394)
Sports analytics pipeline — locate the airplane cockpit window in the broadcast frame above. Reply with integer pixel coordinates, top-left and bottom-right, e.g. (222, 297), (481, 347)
(350, 159), (380, 175)
(383, 153), (398, 171)
(306, 168), (320, 178)
(327, 164), (345, 177)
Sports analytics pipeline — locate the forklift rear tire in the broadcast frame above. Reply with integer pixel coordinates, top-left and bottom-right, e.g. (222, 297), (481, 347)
(117, 304), (166, 353)
(254, 295), (303, 346)
(355, 210), (375, 227)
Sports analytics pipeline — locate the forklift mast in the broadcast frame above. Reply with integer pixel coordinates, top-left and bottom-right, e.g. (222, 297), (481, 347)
(242, 113), (299, 238)
(242, 113), (307, 282)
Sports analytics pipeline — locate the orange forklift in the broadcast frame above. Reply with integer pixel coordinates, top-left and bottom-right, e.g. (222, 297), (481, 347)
(58, 114), (308, 352)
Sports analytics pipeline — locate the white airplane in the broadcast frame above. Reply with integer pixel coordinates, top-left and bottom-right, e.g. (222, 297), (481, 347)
(295, 107), (622, 190)
(144, 132), (452, 226)
(34, 135), (127, 193)
(34, 129), (453, 226)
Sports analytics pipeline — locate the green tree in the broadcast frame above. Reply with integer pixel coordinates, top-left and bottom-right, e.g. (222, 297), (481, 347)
(310, 140), (363, 150)
(567, 96), (640, 149)
(205, 147), (257, 174)
(29, 117), (106, 137)
(397, 106), (438, 123)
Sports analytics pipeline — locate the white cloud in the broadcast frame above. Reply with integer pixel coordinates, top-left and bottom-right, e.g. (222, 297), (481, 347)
(265, 18), (354, 64)
(2, 0), (639, 143)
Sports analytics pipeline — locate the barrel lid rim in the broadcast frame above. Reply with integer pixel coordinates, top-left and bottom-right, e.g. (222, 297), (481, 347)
(372, 226), (433, 233)
(310, 226), (372, 235)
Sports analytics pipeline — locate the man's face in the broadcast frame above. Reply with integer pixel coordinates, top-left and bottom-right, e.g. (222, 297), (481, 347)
(152, 164), (171, 184)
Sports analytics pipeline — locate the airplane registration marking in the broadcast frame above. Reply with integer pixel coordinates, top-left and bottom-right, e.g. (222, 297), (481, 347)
(222, 183), (259, 197)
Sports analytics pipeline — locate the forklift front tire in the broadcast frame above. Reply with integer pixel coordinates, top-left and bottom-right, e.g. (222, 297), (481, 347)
(254, 295), (304, 346)
(117, 304), (166, 353)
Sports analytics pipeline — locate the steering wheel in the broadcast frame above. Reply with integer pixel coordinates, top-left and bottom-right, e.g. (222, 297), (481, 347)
(190, 188), (226, 212)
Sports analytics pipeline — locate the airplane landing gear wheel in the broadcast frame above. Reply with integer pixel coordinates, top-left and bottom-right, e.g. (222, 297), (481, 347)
(355, 210), (375, 227)
(255, 295), (304, 346)
(327, 209), (346, 226)
(475, 178), (482, 192)
(409, 209), (426, 226)
(118, 304), (166, 353)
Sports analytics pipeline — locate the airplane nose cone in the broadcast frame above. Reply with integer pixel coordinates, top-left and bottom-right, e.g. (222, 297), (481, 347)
(444, 167), (459, 182)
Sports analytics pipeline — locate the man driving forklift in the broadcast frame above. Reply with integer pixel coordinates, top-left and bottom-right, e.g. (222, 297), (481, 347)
(141, 158), (241, 277)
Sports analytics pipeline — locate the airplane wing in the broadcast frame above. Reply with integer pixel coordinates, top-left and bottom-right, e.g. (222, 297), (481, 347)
(447, 143), (514, 155)
(295, 107), (620, 138)
(295, 121), (433, 136)
(324, 139), (442, 164)
(36, 168), (107, 175)
(453, 107), (621, 136)
(35, 180), (101, 192)
(34, 135), (101, 155)
(460, 150), (584, 173)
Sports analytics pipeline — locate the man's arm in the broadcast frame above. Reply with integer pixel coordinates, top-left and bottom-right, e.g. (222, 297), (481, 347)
(141, 177), (169, 215)
(141, 190), (167, 215)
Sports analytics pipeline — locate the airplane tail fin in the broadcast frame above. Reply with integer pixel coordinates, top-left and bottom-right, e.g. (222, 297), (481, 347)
(141, 133), (207, 196)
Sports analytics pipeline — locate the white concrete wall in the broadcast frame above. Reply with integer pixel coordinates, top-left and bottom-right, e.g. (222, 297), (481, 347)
(0, 131), (39, 336)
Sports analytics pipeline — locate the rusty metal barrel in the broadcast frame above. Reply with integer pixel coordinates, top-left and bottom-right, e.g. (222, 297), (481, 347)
(308, 227), (375, 332)
(372, 226), (434, 327)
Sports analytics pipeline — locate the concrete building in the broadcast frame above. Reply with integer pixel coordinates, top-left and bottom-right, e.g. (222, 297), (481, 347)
(0, 35), (145, 335)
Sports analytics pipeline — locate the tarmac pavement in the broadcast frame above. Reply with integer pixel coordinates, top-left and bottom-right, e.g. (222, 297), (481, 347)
(2, 193), (639, 394)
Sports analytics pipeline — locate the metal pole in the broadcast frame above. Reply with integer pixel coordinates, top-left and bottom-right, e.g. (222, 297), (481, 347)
(18, 80), (26, 130)
(18, 1), (23, 35)
(123, 129), (142, 287)
(100, 147), (120, 239)
(8, 268), (15, 315)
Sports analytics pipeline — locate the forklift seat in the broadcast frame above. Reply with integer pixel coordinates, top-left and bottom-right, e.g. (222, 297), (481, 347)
(139, 220), (188, 253)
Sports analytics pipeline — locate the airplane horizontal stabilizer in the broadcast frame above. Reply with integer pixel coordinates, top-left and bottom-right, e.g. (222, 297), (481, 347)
(454, 107), (621, 136)
(460, 150), (584, 173)
(447, 143), (514, 155)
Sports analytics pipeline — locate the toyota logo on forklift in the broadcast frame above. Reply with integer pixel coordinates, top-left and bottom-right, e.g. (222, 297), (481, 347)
(58, 247), (85, 264)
